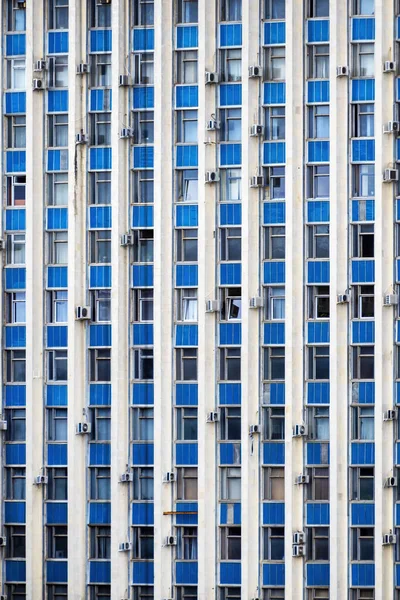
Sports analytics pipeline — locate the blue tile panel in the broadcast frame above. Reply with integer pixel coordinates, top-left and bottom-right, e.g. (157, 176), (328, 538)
(90, 29), (112, 52)
(352, 200), (375, 222)
(132, 561), (154, 584)
(47, 326), (68, 348)
(264, 323), (285, 345)
(306, 443), (330, 465)
(263, 563), (285, 586)
(263, 142), (286, 165)
(176, 205), (198, 227)
(263, 443), (284, 465)
(48, 90), (68, 112)
(220, 144), (242, 166)
(47, 444), (67, 466)
(176, 324), (198, 346)
(5, 386), (26, 407)
(176, 562), (198, 584)
(176, 443), (198, 465)
(133, 205), (153, 228)
(5, 560), (26, 582)
(46, 385), (68, 406)
(133, 147), (154, 169)
(176, 145), (198, 168)
(89, 148), (112, 170)
(351, 442), (375, 465)
(4, 92), (26, 114)
(308, 202), (329, 224)
(351, 563), (375, 586)
(89, 324), (112, 347)
(5, 268), (26, 290)
(89, 561), (111, 584)
(89, 444), (111, 466)
(352, 139), (375, 162)
(352, 320), (374, 343)
(133, 324), (153, 346)
(264, 22), (285, 45)
(220, 263), (241, 285)
(48, 31), (69, 53)
(6, 34), (26, 56)
(132, 503), (154, 525)
(220, 443), (241, 465)
(90, 384), (112, 406)
(176, 25), (198, 48)
(351, 503), (375, 525)
(219, 84), (242, 106)
(5, 326), (26, 348)
(47, 208), (68, 230)
(132, 265), (153, 287)
(90, 89), (112, 111)
(47, 149), (68, 171)
(5, 502), (26, 524)
(6, 151), (26, 173)
(264, 261), (285, 284)
(263, 503), (285, 525)
(47, 502), (68, 524)
(133, 86), (154, 109)
(352, 79), (375, 101)
(352, 17), (375, 40)
(90, 266), (112, 288)
(89, 502), (111, 524)
(352, 260), (375, 283)
(308, 141), (330, 162)
(307, 564), (330, 586)
(306, 504), (330, 525)
(132, 383), (154, 405)
(176, 383), (198, 406)
(264, 202), (285, 225)
(133, 28), (155, 51)
(219, 383), (241, 405)
(307, 81), (330, 103)
(220, 503), (241, 525)
(308, 19), (330, 42)
(89, 206), (112, 229)
(176, 265), (198, 287)
(220, 323), (242, 345)
(6, 444), (26, 465)
(175, 85), (198, 108)
(307, 322), (329, 343)
(219, 24), (242, 47)
(307, 261), (330, 283)
(220, 562), (241, 585)
(263, 82), (286, 105)
(308, 382), (330, 404)
(47, 561), (68, 583)
(132, 443), (154, 465)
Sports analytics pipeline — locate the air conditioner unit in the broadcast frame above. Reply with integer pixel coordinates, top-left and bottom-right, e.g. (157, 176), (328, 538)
(293, 531), (306, 545)
(249, 424), (260, 435)
(384, 476), (397, 488)
(383, 168), (398, 182)
(75, 132), (88, 144)
(120, 128), (134, 139)
(336, 65), (349, 77)
(33, 79), (44, 90)
(249, 65), (262, 78)
(207, 411), (219, 423)
(205, 71), (219, 84)
(119, 75), (132, 86)
(383, 294), (398, 306)
(293, 424), (307, 437)
(383, 121), (400, 134)
(384, 60), (396, 73)
(76, 422), (91, 434)
(383, 533), (396, 545)
(163, 471), (175, 483)
(249, 296), (263, 308)
(296, 474), (310, 485)
(383, 409), (397, 421)
(0, 240), (5, 251)
(0, 537), (6, 548)
(165, 535), (177, 546)
(75, 306), (91, 320)
(292, 544), (305, 557)
(120, 471), (133, 483)
(77, 63), (90, 74)
(205, 170), (220, 183)
(250, 124), (264, 137)
(0, 420), (7, 431)
(118, 542), (132, 552)
(250, 175), (265, 188)
(35, 475), (48, 485)
(0, 594), (8, 600)
(206, 300), (220, 312)
(206, 119), (220, 131)
(337, 293), (350, 304)
(121, 233), (134, 247)
(34, 59), (46, 72)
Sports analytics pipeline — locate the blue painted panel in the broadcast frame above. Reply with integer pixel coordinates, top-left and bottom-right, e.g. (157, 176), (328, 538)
(352, 79), (375, 101)
(133, 205), (154, 228)
(396, 503), (400, 526)
(352, 17), (375, 40)
(176, 85), (198, 108)
(89, 444), (111, 466)
(176, 324), (198, 346)
(397, 16), (400, 40)
(5, 326), (26, 348)
(132, 265), (153, 287)
(351, 442), (375, 465)
(89, 325), (112, 347)
(133, 324), (153, 346)
(132, 443), (154, 465)
(306, 443), (330, 465)
(220, 443), (241, 465)
(47, 266), (67, 288)
(352, 200), (375, 222)
(220, 144), (242, 166)
(307, 81), (330, 103)
(46, 385), (68, 406)
(396, 563), (400, 586)
(133, 28), (154, 51)
(47, 90), (68, 112)
(352, 260), (375, 283)
(132, 383), (154, 405)
(89, 502), (111, 524)
(220, 562), (241, 585)
(90, 384), (111, 406)
(264, 322), (285, 345)
(132, 503), (154, 525)
(220, 263), (241, 285)
(263, 261), (285, 284)
(176, 383), (198, 406)
(306, 503), (330, 525)
(176, 25), (198, 48)
(176, 265), (198, 287)
(6, 34), (26, 56)
(397, 260), (400, 283)
(89, 206), (112, 229)
(263, 202), (285, 225)
(355, 382), (375, 404)
(90, 89), (112, 111)
(263, 82), (286, 105)
(176, 145), (198, 168)
(90, 29), (112, 52)
(4, 92), (26, 114)
(352, 321), (374, 343)
(176, 443), (198, 465)
(89, 148), (112, 170)
(307, 382), (330, 404)
(308, 141), (330, 163)
(269, 383), (285, 405)
(220, 503), (241, 525)
(47, 326), (68, 348)
(47, 149), (68, 172)
(264, 21), (285, 45)
(5, 502), (26, 524)
(47, 561), (68, 583)
(219, 84), (242, 107)
(6, 444), (26, 465)
(5, 268), (26, 290)
(307, 261), (330, 283)
(47, 444), (67, 466)
(219, 383), (241, 405)
(263, 563), (285, 586)
(308, 19), (330, 42)
(396, 443), (400, 465)
(176, 562), (198, 584)
(220, 323), (241, 345)
(263, 142), (286, 165)
(176, 205), (198, 227)
(6, 151), (26, 173)
(263, 443), (284, 465)
(307, 564), (330, 586)
(219, 24), (242, 47)
(132, 561), (154, 584)
(351, 503), (375, 525)
(133, 86), (154, 109)
(6, 209), (25, 231)
(47, 502), (67, 524)
(5, 385), (26, 407)
(352, 139), (375, 162)
(133, 146), (154, 169)
(47, 208), (68, 230)
(308, 322), (329, 343)
(5, 560), (26, 582)
(89, 561), (111, 584)
(89, 266), (112, 288)
(48, 31), (69, 53)
(176, 502), (198, 525)
(351, 563), (375, 586)
(263, 502), (285, 525)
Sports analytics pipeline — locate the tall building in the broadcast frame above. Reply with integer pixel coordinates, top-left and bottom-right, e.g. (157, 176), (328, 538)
(2, 0), (400, 598)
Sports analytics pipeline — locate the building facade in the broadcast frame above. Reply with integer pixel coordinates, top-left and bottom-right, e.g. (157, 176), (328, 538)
(1, 0), (400, 598)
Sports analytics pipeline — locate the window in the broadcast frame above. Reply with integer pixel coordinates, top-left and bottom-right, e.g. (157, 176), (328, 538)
(220, 407), (241, 440)
(263, 527), (284, 560)
(90, 230), (111, 263)
(48, 55), (68, 87)
(133, 289), (154, 322)
(89, 0), (111, 26)
(220, 0), (242, 20)
(48, 173), (68, 205)
(177, 0), (198, 23)
(265, 107), (285, 140)
(6, 175), (26, 206)
(307, 589), (329, 600)
(90, 113), (111, 146)
(90, 407), (111, 441)
(352, 285), (374, 319)
(307, 527), (329, 560)
(6, 233), (25, 265)
(306, 165), (329, 199)
(177, 170), (198, 202)
(177, 288), (197, 322)
(307, 224), (329, 258)
(6, 292), (26, 324)
(176, 50), (198, 83)
(90, 54), (112, 87)
(176, 229), (198, 262)
(264, 226), (285, 259)
(47, 351), (68, 382)
(176, 348), (198, 381)
(220, 108), (242, 142)
(221, 169), (242, 202)
(176, 467), (198, 500)
(220, 227), (241, 261)
(264, 286), (285, 320)
(307, 467), (329, 500)
(5, 584), (27, 600)
(47, 290), (68, 323)
(132, 587), (154, 600)
(47, 585), (68, 600)
(352, 164), (375, 197)
(352, 103), (374, 137)
(133, 111), (154, 144)
(308, 44), (329, 78)
(351, 527), (374, 560)
(176, 588), (198, 600)
(351, 466), (374, 500)
(132, 407), (154, 441)
(351, 405), (374, 440)
(92, 290), (111, 322)
(308, 346), (329, 380)
(352, 346), (374, 380)
(89, 586), (111, 600)
(48, 114), (68, 147)
(6, 350), (26, 382)
(266, 166), (285, 199)
(133, 0), (154, 25)
(307, 285), (330, 319)
(47, 408), (67, 441)
(133, 527), (154, 559)
(47, 526), (68, 559)
(49, 0), (69, 28)
(219, 589), (241, 600)
(7, 0), (26, 31)
(90, 467), (111, 500)
(263, 406), (285, 439)
(220, 287), (242, 321)
(263, 590), (285, 600)
(263, 467), (284, 500)
(307, 407), (329, 440)
(353, 0), (374, 15)
(350, 591), (374, 600)
(177, 527), (198, 559)
(265, 0), (285, 19)
(353, 43), (374, 77)
(177, 408), (197, 440)
(220, 49), (242, 82)
(134, 52), (154, 84)
(7, 116), (26, 148)
(220, 527), (241, 560)
(90, 526), (111, 559)
(264, 47), (285, 80)
(6, 526), (25, 558)
(133, 230), (154, 263)
(220, 348), (241, 381)
(90, 171), (111, 205)
(7, 58), (26, 89)
(220, 467), (241, 500)
(47, 467), (67, 500)
(133, 467), (154, 500)
(89, 349), (111, 382)
(6, 467), (26, 500)
(49, 231), (68, 264)
(352, 224), (374, 258)
(308, 105), (329, 139)
(133, 348), (154, 380)
(308, 0), (329, 16)
(263, 347), (285, 381)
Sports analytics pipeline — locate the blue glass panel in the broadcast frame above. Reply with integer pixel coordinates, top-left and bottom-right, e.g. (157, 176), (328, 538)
(176, 324), (198, 346)
(89, 148), (112, 170)
(263, 563), (285, 586)
(307, 382), (330, 404)
(308, 141), (330, 163)
(220, 263), (241, 285)
(176, 145), (198, 167)
(89, 206), (112, 229)
(47, 502), (68, 524)
(133, 86), (154, 109)
(263, 82), (285, 105)
(352, 79), (375, 101)
(351, 563), (375, 586)
(219, 383), (241, 405)
(47, 326), (68, 348)
(263, 503), (285, 525)
(307, 322), (329, 343)
(5, 267), (26, 290)
(351, 442), (375, 465)
(4, 92), (26, 114)
(176, 562), (198, 584)
(307, 261), (330, 283)
(352, 260), (375, 283)
(132, 205), (153, 228)
(6, 150), (26, 173)
(220, 562), (241, 585)
(308, 19), (330, 42)
(47, 561), (68, 583)
(307, 81), (330, 103)
(263, 142), (286, 165)
(352, 320), (375, 343)
(47, 208), (68, 230)
(90, 29), (112, 52)
(46, 385), (68, 406)
(48, 31), (69, 53)
(352, 17), (375, 40)
(307, 564), (330, 586)
(307, 201), (330, 223)
(48, 90), (68, 112)
(176, 205), (198, 227)
(89, 443), (111, 465)
(6, 34), (26, 56)
(133, 146), (154, 169)
(264, 261), (285, 284)
(264, 22), (285, 45)
(306, 503), (330, 525)
(47, 444), (67, 466)
(89, 561), (111, 584)
(133, 28), (154, 51)
(220, 144), (242, 166)
(132, 383), (154, 405)
(351, 503), (375, 525)
(5, 502), (26, 524)
(132, 561), (154, 584)
(264, 202), (285, 225)
(5, 326), (26, 348)
(220, 323), (242, 345)
(263, 442), (284, 465)
(176, 25), (199, 48)
(176, 443), (198, 465)
(219, 24), (242, 47)
(176, 85), (198, 108)
(352, 139), (375, 162)
(219, 84), (242, 106)
(132, 503), (154, 525)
